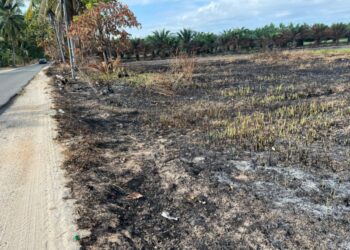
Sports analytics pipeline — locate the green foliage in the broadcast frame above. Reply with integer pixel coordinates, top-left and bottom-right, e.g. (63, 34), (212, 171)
(130, 21), (350, 59)
(23, 11), (49, 58)
(331, 23), (348, 43)
(177, 28), (196, 53)
(0, 0), (24, 65)
(82, 0), (109, 9)
(192, 32), (217, 54)
(146, 29), (177, 57)
(309, 47), (350, 55)
(0, 0), (44, 66)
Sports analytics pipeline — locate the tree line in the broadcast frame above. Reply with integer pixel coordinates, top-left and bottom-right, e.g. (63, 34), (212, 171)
(1, 0), (350, 70)
(128, 23), (350, 60)
(0, 0), (47, 66)
(1, 0), (140, 76)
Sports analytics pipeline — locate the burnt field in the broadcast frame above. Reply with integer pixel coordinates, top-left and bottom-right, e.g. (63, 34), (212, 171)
(50, 50), (350, 249)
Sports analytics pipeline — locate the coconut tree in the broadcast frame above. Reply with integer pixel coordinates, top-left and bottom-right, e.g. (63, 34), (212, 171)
(26, 0), (65, 62)
(39, 0), (80, 77)
(0, 0), (24, 66)
(39, 0), (79, 23)
(0, 35), (9, 66)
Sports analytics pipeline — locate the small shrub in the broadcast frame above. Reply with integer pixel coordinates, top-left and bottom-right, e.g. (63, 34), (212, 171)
(89, 59), (123, 75)
(126, 53), (196, 94)
(170, 53), (196, 87)
(78, 58), (131, 87)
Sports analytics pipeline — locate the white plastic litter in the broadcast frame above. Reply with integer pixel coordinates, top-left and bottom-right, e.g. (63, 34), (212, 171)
(161, 211), (179, 221)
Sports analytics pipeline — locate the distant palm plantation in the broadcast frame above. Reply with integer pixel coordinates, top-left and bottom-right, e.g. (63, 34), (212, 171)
(1, 0), (350, 67)
(128, 23), (350, 60)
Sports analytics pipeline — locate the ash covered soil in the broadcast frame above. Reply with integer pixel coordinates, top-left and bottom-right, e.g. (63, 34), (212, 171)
(50, 52), (350, 249)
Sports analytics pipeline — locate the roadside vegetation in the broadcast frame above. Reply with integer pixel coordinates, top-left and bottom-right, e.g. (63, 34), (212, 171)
(0, 0), (45, 66)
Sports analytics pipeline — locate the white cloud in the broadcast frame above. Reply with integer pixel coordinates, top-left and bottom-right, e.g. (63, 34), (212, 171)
(123, 0), (154, 5)
(175, 0), (350, 31)
(126, 0), (350, 36)
(124, 0), (181, 6)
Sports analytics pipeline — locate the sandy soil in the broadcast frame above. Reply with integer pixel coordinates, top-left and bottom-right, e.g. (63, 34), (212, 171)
(0, 70), (79, 250)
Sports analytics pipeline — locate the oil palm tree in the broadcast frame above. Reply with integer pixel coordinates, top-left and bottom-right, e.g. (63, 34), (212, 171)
(25, 0), (65, 63)
(279, 23), (305, 48)
(221, 29), (249, 52)
(192, 32), (217, 54)
(0, 0), (24, 66)
(131, 38), (144, 60)
(218, 30), (231, 51)
(255, 24), (280, 50)
(312, 23), (330, 45)
(331, 23), (348, 44)
(148, 29), (174, 58)
(177, 28), (196, 54)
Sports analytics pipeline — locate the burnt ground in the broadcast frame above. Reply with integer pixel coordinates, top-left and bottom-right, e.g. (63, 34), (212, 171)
(50, 51), (350, 249)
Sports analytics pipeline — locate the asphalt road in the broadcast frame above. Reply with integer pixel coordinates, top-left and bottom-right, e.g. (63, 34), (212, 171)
(0, 64), (45, 108)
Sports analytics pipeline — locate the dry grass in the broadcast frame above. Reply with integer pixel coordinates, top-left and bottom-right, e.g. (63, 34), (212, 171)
(249, 49), (350, 65)
(149, 51), (350, 154)
(50, 49), (350, 249)
(126, 53), (196, 95)
(220, 86), (253, 98)
(169, 53), (196, 86)
(78, 59), (130, 86)
(158, 101), (230, 128)
(216, 100), (348, 150)
(88, 59), (122, 74)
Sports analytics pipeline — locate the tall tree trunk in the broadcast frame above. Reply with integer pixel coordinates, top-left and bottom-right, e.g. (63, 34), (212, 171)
(57, 23), (67, 61)
(11, 41), (16, 66)
(48, 12), (66, 63)
(62, 0), (75, 78)
(106, 36), (113, 60)
(99, 30), (109, 64)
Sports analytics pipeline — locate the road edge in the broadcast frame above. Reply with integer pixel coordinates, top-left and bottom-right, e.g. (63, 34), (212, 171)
(0, 65), (49, 115)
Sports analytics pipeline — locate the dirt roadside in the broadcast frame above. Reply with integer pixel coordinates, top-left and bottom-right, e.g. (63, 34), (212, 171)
(0, 69), (79, 249)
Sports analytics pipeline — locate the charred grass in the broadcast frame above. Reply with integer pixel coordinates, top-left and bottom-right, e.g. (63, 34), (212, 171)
(50, 51), (350, 249)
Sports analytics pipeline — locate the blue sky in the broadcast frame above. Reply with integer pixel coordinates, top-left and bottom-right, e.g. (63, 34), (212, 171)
(123, 0), (350, 37)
